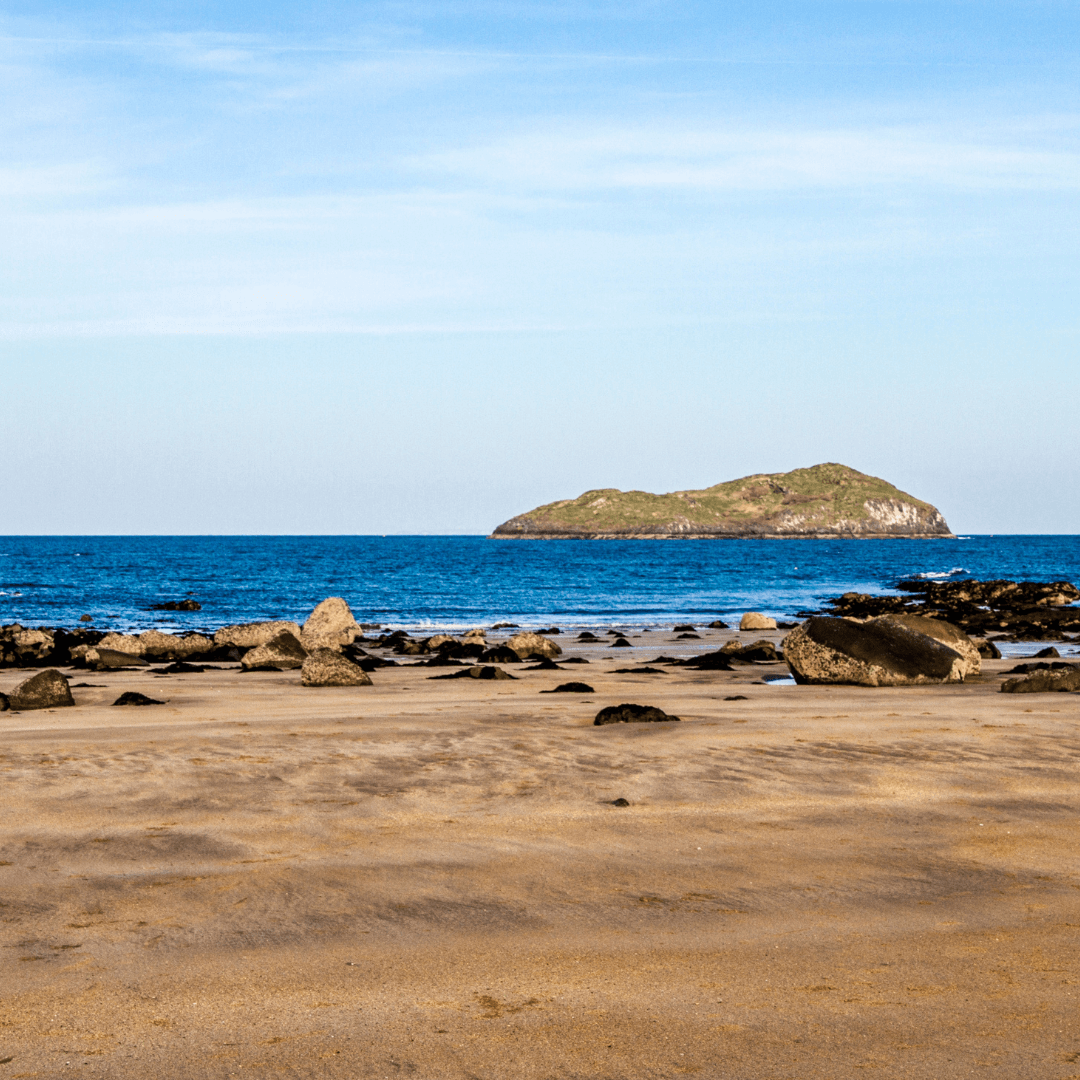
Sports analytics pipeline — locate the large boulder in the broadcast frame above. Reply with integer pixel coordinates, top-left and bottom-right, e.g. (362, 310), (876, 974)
(95, 631), (213, 661)
(301, 648), (373, 687)
(7, 669), (75, 710)
(241, 631), (308, 671)
(213, 621), (302, 650)
(300, 598), (361, 651)
(1001, 666), (1080, 694)
(508, 632), (562, 660)
(872, 614), (980, 678)
(740, 612), (777, 631)
(783, 616), (969, 686)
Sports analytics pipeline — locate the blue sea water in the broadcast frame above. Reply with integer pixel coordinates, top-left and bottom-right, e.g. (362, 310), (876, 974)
(0, 535), (1078, 635)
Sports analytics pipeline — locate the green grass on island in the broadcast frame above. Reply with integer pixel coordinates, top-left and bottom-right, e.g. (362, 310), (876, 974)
(491, 463), (953, 538)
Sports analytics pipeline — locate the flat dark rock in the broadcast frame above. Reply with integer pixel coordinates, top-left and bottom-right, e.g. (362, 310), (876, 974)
(673, 624), (696, 632)
(725, 694), (749, 701)
(609, 798), (630, 807)
(150, 662), (206, 674)
(647, 656), (681, 664)
(594, 703), (680, 726)
(561, 657), (590, 664)
(428, 665), (516, 681)
(523, 658), (563, 670)
(611, 667), (666, 674)
(540, 682), (594, 693)
(610, 638), (632, 648)
(1000, 666), (1080, 694)
(577, 632), (599, 641)
(675, 633), (701, 639)
(678, 649), (736, 671)
(112, 691), (166, 706)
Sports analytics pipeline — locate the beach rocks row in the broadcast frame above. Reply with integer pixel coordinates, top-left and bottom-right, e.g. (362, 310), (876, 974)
(820, 578), (1080, 641)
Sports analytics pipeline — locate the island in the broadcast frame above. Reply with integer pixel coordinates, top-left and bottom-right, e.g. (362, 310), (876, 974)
(490, 463), (954, 539)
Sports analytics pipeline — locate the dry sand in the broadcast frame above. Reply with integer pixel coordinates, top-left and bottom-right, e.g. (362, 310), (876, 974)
(1, 629), (1079, 1079)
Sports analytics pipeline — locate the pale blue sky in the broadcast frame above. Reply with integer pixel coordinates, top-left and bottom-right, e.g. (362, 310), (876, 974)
(3, 2), (1078, 533)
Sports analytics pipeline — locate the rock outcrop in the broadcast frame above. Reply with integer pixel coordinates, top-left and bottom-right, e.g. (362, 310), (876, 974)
(1001, 666), (1080, 694)
(820, 578), (1080, 642)
(783, 616), (974, 686)
(300, 598), (361, 651)
(301, 649), (373, 687)
(491, 463), (953, 539)
(594, 703), (680, 725)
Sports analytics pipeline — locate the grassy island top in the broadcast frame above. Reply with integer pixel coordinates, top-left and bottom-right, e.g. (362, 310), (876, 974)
(491, 463), (953, 538)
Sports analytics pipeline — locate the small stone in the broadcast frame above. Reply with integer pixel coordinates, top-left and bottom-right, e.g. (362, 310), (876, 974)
(673, 624), (696, 632)
(79, 614), (93, 622)
(708, 620), (730, 629)
(540, 682), (594, 693)
(724, 695), (749, 701)
(610, 638), (632, 648)
(610, 798), (630, 807)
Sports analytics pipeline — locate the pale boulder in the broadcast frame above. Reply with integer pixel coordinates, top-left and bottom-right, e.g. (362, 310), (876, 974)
(301, 649), (373, 687)
(300, 598), (361, 651)
(740, 612), (777, 631)
(507, 631), (562, 660)
(213, 621), (302, 650)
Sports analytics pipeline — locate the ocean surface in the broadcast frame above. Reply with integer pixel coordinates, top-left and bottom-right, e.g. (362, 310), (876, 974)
(1, 535), (1078, 640)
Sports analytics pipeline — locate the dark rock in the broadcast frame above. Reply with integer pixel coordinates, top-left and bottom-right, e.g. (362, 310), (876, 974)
(538, 627), (561, 635)
(429, 665), (516, 681)
(722, 640), (779, 663)
(673, 624), (696, 632)
(444, 642), (485, 660)
(524, 658), (563, 670)
(707, 620), (729, 629)
(777, 621), (799, 630)
(80, 614), (93, 622)
(540, 682), (594, 693)
(610, 797), (630, 807)
(150, 662), (206, 674)
(8, 669), (75, 710)
(646, 655), (681, 664)
(422, 655), (466, 667)
(612, 666), (666, 674)
(678, 649), (736, 671)
(1001, 666), (1080, 694)
(491, 622), (519, 629)
(577, 632), (600, 641)
(1035, 646), (1061, 658)
(724, 694), (749, 701)
(112, 691), (165, 706)
(561, 657), (590, 664)
(783, 616), (971, 687)
(0, 692), (7, 710)
(240, 631), (307, 671)
(594, 703), (680, 726)
(301, 648), (373, 687)
(977, 640), (1002, 659)
(149, 599), (202, 611)
(478, 645), (523, 664)
(610, 638), (632, 648)
(675, 633), (701, 639)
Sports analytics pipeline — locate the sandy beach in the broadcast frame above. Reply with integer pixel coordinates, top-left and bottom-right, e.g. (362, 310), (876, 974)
(2, 628), (1078, 1079)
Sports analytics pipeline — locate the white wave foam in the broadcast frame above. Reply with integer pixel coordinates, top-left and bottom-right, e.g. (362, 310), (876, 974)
(911, 567), (969, 580)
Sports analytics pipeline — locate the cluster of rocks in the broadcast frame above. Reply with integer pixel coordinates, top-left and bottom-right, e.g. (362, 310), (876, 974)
(818, 579), (1080, 642)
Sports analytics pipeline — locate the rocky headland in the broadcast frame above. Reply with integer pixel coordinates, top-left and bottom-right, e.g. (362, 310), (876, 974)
(490, 463), (953, 539)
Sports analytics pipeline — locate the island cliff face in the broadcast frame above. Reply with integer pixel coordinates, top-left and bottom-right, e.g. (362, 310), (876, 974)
(490, 463), (954, 539)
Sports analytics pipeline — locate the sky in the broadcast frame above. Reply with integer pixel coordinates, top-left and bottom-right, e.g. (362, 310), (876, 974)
(3, 1), (1079, 534)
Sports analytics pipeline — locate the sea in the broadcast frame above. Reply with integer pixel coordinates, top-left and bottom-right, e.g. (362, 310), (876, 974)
(1, 536), (1078, 653)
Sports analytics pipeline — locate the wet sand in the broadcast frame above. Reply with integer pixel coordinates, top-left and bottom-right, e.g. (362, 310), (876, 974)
(2, 630), (1079, 1079)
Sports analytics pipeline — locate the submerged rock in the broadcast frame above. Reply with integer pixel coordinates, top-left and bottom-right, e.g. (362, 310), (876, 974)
(8, 669), (75, 710)
(301, 648), (373, 687)
(783, 616), (971, 686)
